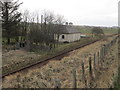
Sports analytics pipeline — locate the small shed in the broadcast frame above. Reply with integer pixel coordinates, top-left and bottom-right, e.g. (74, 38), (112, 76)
(80, 34), (87, 38)
(55, 25), (81, 43)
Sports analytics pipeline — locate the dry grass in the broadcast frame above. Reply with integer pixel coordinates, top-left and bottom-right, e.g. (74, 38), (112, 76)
(2, 50), (41, 65)
(95, 43), (118, 88)
(2, 37), (99, 76)
(2, 36), (118, 88)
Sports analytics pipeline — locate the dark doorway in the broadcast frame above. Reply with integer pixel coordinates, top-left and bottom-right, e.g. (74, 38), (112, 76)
(62, 35), (65, 39)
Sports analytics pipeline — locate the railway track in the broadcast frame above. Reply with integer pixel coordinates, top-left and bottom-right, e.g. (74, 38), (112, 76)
(2, 34), (117, 78)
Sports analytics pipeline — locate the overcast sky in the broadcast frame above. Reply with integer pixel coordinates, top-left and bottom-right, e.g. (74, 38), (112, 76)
(19, 0), (119, 27)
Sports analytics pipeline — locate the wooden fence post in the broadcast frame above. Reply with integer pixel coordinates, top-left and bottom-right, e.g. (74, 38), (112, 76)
(97, 51), (100, 66)
(17, 75), (20, 88)
(106, 44), (108, 52)
(110, 41), (112, 46)
(81, 62), (85, 80)
(102, 47), (104, 60)
(103, 46), (104, 58)
(54, 79), (61, 89)
(108, 43), (109, 50)
(102, 47), (104, 65)
(104, 45), (106, 56)
(102, 46), (105, 62)
(89, 57), (93, 79)
(93, 53), (98, 79)
(99, 49), (102, 66)
(72, 68), (77, 89)
(89, 57), (94, 88)
(81, 62), (87, 86)
(93, 53), (96, 70)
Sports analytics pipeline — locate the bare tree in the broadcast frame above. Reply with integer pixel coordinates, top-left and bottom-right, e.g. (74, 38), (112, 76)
(55, 14), (66, 25)
(25, 10), (66, 51)
(21, 9), (29, 42)
(26, 10), (42, 51)
(54, 14), (66, 44)
(21, 10), (37, 51)
(42, 10), (56, 48)
(42, 10), (66, 48)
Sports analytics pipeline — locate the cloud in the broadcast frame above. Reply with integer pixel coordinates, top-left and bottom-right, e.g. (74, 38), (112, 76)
(19, 0), (119, 26)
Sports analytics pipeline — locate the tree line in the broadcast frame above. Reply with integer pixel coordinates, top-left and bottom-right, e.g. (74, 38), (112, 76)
(1, 0), (105, 51)
(1, 0), (66, 51)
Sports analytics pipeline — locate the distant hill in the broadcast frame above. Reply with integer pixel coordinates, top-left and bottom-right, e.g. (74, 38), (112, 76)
(74, 25), (118, 35)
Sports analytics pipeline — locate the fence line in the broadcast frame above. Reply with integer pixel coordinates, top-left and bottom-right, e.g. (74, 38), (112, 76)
(54, 35), (118, 88)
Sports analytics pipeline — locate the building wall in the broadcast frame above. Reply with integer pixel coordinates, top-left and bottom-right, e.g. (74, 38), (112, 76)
(58, 33), (81, 42)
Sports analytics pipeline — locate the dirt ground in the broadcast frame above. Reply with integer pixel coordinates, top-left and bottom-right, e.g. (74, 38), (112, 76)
(2, 36), (118, 88)
(2, 49), (41, 66)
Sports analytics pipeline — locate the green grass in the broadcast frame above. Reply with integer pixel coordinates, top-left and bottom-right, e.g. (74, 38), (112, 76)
(102, 28), (118, 34)
(75, 26), (118, 35)
(75, 26), (92, 34)
(2, 36), (25, 44)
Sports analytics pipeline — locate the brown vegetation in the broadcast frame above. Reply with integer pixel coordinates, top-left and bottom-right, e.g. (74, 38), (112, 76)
(2, 36), (118, 88)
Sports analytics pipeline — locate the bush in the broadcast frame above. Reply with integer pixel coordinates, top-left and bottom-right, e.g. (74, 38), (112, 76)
(92, 27), (104, 37)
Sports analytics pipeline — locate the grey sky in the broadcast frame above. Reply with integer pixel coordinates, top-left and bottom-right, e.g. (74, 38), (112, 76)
(19, 0), (119, 27)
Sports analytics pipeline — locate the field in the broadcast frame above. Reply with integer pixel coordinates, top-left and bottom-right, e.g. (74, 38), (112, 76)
(2, 37), (99, 76)
(2, 35), (118, 88)
(75, 26), (118, 36)
(1, 26), (119, 88)
(1, 0), (119, 88)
